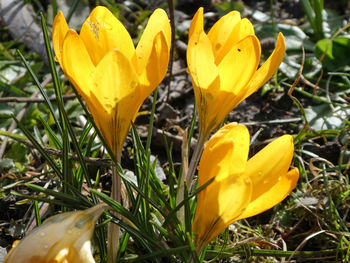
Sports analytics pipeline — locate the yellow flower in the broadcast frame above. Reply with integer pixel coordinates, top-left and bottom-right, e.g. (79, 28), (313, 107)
(193, 123), (299, 251)
(187, 8), (286, 139)
(4, 204), (107, 263)
(52, 6), (171, 157)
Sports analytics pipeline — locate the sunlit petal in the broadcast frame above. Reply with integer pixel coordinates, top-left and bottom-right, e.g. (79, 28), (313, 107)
(138, 31), (170, 96)
(199, 123), (250, 184)
(214, 17), (255, 65)
(4, 204), (107, 263)
(188, 26), (220, 137)
(62, 29), (95, 103)
(241, 32), (286, 102)
(245, 135), (295, 201)
(194, 124), (252, 249)
(237, 168), (299, 220)
(188, 7), (204, 40)
(187, 14), (218, 92)
(218, 35), (260, 93)
(207, 11), (241, 60)
(52, 11), (69, 64)
(80, 6), (135, 66)
(194, 176), (252, 250)
(136, 8), (171, 76)
(91, 49), (140, 155)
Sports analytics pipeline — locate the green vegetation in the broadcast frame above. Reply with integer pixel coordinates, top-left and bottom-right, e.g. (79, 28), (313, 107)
(0, 0), (349, 262)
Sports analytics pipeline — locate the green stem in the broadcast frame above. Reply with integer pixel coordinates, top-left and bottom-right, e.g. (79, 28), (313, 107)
(107, 151), (122, 263)
(205, 246), (349, 260)
(176, 131), (206, 227)
(185, 134), (207, 190)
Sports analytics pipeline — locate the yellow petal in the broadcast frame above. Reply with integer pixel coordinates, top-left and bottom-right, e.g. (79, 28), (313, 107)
(4, 204), (107, 263)
(187, 11), (221, 137)
(194, 123), (251, 248)
(197, 35), (260, 134)
(199, 123), (250, 184)
(187, 9), (218, 91)
(207, 11), (241, 60)
(241, 33), (286, 102)
(193, 176), (252, 250)
(188, 8), (204, 40)
(80, 6), (135, 66)
(187, 29), (220, 133)
(245, 134), (295, 200)
(236, 168), (299, 220)
(211, 15), (255, 65)
(91, 50), (140, 155)
(61, 29), (95, 104)
(52, 10), (69, 64)
(138, 31), (170, 95)
(135, 8), (171, 76)
(191, 34), (260, 138)
(218, 34), (260, 94)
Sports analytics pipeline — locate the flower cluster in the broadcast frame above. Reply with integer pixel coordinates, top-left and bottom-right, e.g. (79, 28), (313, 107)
(192, 123), (299, 251)
(187, 7), (299, 252)
(52, 6), (171, 158)
(6, 5), (299, 262)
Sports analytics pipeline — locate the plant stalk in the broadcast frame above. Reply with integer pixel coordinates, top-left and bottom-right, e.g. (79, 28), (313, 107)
(185, 134), (206, 190)
(107, 152), (122, 263)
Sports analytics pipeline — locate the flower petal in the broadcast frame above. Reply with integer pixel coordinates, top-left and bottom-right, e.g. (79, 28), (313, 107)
(207, 11), (241, 60)
(206, 35), (260, 129)
(218, 34), (260, 94)
(241, 32), (286, 102)
(187, 9), (221, 136)
(4, 204), (107, 263)
(62, 29), (95, 103)
(199, 123), (250, 184)
(138, 31), (170, 96)
(194, 124), (251, 248)
(193, 176), (252, 250)
(236, 168), (299, 220)
(91, 50), (140, 155)
(235, 135), (298, 220)
(135, 8), (171, 76)
(188, 7), (204, 40)
(80, 6), (135, 66)
(245, 135), (295, 200)
(52, 10), (69, 64)
(213, 17), (255, 65)
(187, 8), (219, 92)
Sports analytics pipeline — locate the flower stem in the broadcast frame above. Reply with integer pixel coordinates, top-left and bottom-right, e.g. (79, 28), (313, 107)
(176, 132), (205, 227)
(185, 134), (206, 190)
(107, 152), (121, 263)
(175, 129), (189, 226)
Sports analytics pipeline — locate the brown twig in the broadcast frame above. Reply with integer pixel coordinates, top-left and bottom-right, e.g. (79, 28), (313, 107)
(1, 132), (111, 166)
(0, 93), (76, 103)
(166, 0), (176, 102)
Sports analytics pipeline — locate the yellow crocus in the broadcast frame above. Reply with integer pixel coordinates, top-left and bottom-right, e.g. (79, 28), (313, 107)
(193, 123), (299, 252)
(4, 204), (107, 263)
(52, 6), (171, 158)
(187, 8), (286, 140)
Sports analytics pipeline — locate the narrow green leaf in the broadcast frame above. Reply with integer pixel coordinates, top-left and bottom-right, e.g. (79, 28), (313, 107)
(16, 50), (63, 134)
(13, 116), (62, 178)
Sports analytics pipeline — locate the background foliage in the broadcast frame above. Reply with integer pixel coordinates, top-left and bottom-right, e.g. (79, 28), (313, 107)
(0, 0), (349, 262)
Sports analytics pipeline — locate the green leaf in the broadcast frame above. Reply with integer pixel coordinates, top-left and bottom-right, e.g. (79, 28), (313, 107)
(0, 109), (13, 119)
(4, 141), (28, 163)
(315, 37), (350, 70)
(305, 104), (350, 131)
(0, 158), (15, 172)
